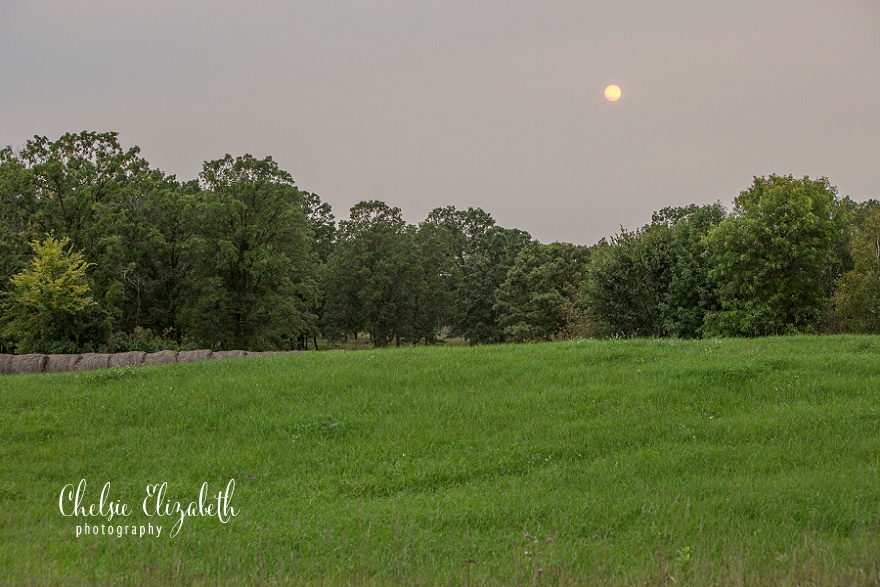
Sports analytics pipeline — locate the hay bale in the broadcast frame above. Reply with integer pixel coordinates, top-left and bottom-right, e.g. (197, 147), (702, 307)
(45, 354), (82, 373)
(109, 351), (147, 368)
(10, 354), (48, 374)
(77, 353), (112, 371)
(143, 350), (178, 366)
(0, 354), (12, 375)
(177, 349), (213, 363)
(212, 350), (247, 360)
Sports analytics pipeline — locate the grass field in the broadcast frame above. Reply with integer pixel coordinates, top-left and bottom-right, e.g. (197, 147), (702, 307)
(1, 336), (879, 586)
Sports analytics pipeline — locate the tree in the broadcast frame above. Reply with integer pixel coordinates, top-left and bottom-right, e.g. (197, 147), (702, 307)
(833, 204), (880, 332)
(2, 236), (101, 353)
(112, 177), (199, 341)
(2, 132), (162, 343)
(581, 224), (673, 338)
(449, 225), (532, 344)
(300, 191), (336, 263)
(703, 175), (848, 336)
(495, 242), (591, 342)
(0, 151), (34, 321)
(657, 203), (727, 338)
(185, 154), (318, 350)
(323, 200), (427, 346)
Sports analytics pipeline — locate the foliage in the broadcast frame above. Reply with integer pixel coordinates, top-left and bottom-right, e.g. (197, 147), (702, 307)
(658, 203), (727, 337)
(184, 154), (318, 350)
(323, 201), (427, 346)
(449, 225), (532, 344)
(581, 225), (674, 338)
(833, 204), (880, 332)
(2, 235), (102, 353)
(704, 175), (848, 336)
(580, 204), (726, 339)
(1, 131), (875, 349)
(495, 242), (591, 342)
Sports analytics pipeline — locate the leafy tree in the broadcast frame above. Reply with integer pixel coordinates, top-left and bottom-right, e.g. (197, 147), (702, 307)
(300, 191), (336, 262)
(581, 224), (673, 338)
(185, 154), (318, 350)
(323, 201), (426, 346)
(495, 242), (591, 342)
(703, 175), (848, 336)
(833, 204), (880, 332)
(417, 206), (498, 339)
(657, 203), (727, 337)
(0, 151), (34, 318)
(449, 225), (532, 344)
(2, 236), (102, 353)
(2, 132), (161, 341)
(113, 177), (199, 340)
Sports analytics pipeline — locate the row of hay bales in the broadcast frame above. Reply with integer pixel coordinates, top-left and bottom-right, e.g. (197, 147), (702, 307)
(0, 349), (285, 375)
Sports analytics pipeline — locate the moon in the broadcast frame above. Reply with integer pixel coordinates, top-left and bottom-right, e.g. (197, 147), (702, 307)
(604, 84), (622, 102)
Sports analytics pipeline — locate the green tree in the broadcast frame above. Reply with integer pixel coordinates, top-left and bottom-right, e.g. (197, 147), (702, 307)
(449, 225), (532, 344)
(833, 204), (880, 332)
(0, 151), (34, 326)
(2, 132), (161, 343)
(323, 201), (426, 347)
(657, 203), (727, 338)
(300, 191), (336, 263)
(581, 225), (673, 338)
(113, 177), (199, 342)
(418, 206), (498, 339)
(704, 175), (848, 336)
(495, 242), (591, 342)
(185, 154), (318, 350)
(2, 236), (101, 353)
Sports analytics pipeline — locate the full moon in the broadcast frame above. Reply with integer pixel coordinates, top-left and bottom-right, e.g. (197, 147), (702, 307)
(604, 84), (622, 102)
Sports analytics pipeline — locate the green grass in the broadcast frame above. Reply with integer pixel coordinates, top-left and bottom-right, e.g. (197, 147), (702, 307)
(2, 336), (880, 586)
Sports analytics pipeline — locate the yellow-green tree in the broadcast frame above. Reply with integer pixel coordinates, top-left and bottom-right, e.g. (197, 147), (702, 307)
(2, 236), (98, 353)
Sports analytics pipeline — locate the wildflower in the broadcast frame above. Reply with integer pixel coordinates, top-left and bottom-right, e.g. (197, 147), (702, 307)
(546, 536), (552, 543)
(524, 533), (530, 540)
(536, 568), (543, 574)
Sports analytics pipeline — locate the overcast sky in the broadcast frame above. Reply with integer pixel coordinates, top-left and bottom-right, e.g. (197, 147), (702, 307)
(2, 1), (878, 244)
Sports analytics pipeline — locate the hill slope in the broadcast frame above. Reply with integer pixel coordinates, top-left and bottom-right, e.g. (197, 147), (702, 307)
(1, 336), (879, 586)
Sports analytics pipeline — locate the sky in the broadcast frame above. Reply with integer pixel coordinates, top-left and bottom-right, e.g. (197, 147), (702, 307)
(1, 1), (878, 245)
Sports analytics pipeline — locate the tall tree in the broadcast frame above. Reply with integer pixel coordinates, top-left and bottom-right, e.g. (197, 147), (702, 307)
(657, 203), (727, 338)
(581, 224), (673, 338)
(186, 154), (318, 350)
(113, 177), (199, 341)
(323, 200), (426, 346)
(833, 203), (880, 332)
(704, 175), (848, 336)
(495, 242), (591, 342)
(449, 225), (532, 344)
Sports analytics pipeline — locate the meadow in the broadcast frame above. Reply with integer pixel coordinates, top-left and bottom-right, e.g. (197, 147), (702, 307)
(1, 336), (879, 586)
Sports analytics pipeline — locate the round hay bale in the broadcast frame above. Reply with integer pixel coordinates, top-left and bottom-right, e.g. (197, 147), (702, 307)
(212, 350), (247, 360)
(10, 354), (48, 374)
(177, 349), (213, 363)
(0, 354), (13, 375)
(45, 354), (82, 373)
(143, 350), (178, 366)
(109, 351), (147, 368)
(77, 353), (112, 371)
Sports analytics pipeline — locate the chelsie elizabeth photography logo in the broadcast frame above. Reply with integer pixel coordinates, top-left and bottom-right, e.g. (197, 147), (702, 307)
(58, 479), (237, 538)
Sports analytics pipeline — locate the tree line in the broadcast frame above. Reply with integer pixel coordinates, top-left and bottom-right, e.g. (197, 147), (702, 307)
(1, 131), (878, 354)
